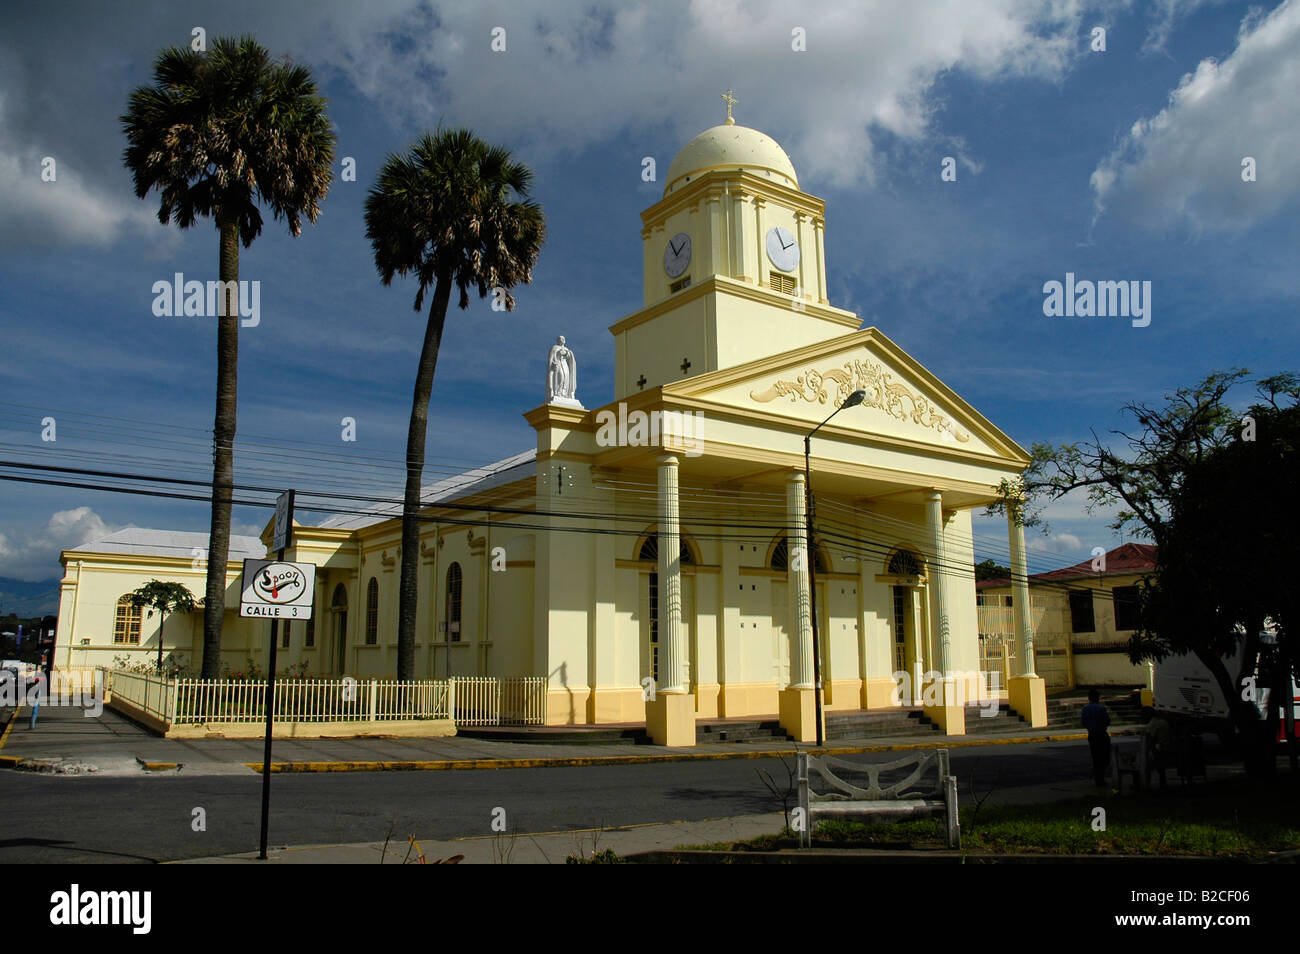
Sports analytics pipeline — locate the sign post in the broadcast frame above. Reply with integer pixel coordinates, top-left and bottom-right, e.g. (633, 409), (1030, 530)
(241, 490), (317, 860)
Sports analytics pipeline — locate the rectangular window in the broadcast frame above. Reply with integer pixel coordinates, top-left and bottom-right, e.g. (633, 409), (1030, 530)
(281, 621), (290, 649)
(1068, 590), (1095, 633)
(305, 613), (315, 648)
(649, 572), (659, 683)
(669, 276), (691, 294)
(113, 601), (141, 645)
(892, 586), (907, 673)
(1113, 585), (1141, 631)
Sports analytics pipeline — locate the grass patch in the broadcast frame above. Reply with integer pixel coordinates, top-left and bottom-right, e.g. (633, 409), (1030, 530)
(681, 775), (1300, 859)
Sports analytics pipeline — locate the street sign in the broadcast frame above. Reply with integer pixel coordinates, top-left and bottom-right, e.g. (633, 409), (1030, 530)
(272, 490), (294, 551)
(239, 559), (315, 619)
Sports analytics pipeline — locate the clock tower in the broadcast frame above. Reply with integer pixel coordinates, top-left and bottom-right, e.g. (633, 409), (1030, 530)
(611, 93), (861, 398)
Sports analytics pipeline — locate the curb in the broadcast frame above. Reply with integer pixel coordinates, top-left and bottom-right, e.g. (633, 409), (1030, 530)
(248, 728), (1139, 773)
(0, 705), (20, 753)
(624, 848), (1227, 864)
(136, 757), (181, 772)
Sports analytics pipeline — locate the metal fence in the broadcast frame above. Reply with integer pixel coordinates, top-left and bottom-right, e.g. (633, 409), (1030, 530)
(99, 669), (546, 727)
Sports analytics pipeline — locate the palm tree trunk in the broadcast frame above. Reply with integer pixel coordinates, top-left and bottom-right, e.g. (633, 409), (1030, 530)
(202, 217), (240, 678)
(397, 273), (452, 680)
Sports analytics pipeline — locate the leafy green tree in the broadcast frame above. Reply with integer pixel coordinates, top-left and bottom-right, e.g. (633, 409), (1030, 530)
(129, 581), (200, 670)
(364, 130), (545, 679)
(975, 558), (1011, 582)
(989, 369), (1297, 773)
(121, 36), (336, 677)
(1134, 375), (1299, 774)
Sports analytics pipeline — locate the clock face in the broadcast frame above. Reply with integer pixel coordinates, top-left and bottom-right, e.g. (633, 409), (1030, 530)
(766, 227), (800, 273)
(663, 232), (692, 279)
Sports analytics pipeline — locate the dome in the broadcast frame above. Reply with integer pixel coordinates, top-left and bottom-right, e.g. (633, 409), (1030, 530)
(664, 123), (799, 195)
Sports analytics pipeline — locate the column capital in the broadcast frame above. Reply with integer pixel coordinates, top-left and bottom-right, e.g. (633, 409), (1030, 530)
(657, 453), (679, 468)
(786, 469), (806, 486)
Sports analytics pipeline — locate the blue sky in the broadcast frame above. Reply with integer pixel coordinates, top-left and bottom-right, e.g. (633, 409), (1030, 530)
(1, 0), (1297, 581)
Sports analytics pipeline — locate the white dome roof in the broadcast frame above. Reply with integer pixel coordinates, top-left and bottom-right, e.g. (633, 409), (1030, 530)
(664, 123), (799, 195)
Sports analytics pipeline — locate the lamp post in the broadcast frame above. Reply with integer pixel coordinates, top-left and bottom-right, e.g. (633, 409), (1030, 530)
(804, 389), (866, 747)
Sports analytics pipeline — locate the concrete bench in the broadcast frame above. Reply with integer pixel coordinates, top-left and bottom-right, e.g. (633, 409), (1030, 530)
(796, 749), (960, 849)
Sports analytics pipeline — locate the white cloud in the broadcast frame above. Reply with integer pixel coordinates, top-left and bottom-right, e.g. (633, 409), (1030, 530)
(0, 98), (159, 250)
(1026, 530), (1084, 553)
(304, 0), (1103, 188)
(0, 507), (125, 581)
(1092, 0), (1300, 233)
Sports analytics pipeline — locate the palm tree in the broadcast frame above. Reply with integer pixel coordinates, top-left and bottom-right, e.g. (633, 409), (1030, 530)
(129, 581), (200, 671)
(122, 36), (335, 678)
(364, 130), (545, 680)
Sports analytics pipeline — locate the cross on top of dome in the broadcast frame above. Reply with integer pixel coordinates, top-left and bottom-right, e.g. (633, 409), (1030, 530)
(721, 89), (737, 126)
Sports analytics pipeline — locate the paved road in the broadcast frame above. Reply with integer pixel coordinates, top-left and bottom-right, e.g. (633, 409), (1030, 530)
(0, 740), (1103, 863)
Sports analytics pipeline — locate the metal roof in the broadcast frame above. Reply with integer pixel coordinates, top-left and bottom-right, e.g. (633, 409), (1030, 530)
(66, 528), (267, 563)
(314, 449), (537, 531)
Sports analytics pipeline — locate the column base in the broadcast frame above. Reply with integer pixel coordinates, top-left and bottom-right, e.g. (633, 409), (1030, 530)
(779, 687), (821, 743)
(645, 692), (696, 747)
(1139, 688), (1154, 708)
(921, 675), (966, 736)
(1008, 674), (1048, 728)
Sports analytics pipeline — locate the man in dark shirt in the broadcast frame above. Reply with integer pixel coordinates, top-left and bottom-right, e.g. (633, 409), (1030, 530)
(1081, 689), (1111, 785)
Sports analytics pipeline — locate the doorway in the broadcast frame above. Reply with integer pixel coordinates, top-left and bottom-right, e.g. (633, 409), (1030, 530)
(331, 583), (348, 675)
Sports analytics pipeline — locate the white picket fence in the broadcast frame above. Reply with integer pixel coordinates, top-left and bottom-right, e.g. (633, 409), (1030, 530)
(451, 676), (549, 727)
(99, 669), (546, 728)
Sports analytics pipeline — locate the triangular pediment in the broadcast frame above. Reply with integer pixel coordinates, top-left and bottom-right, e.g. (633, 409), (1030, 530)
(663, 328), (1029, 465)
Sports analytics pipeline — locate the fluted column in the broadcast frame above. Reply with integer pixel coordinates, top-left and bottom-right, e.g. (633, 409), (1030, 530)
(657, 454), (685, 693)
(1007, 502), (1036, 676)
(787, 472), (813, 688)
(924, 491), (951, 675)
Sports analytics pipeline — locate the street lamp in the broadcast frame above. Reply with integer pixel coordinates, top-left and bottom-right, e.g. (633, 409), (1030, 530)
(805, 388), (866, 747)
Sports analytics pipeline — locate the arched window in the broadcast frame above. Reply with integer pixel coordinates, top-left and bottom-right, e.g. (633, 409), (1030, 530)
(887, 549), (922, 577)
(769, 534), (829, 573)
(446, 563), (463, 642)
(636, 533), (695, 565)
(332, 583), (349, 610)
(365, 578), (379, 646)
(113, 595), (142, 645)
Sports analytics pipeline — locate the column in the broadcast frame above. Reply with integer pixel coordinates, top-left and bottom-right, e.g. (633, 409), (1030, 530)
(731, 191), (753, 282)
(923, 490), (964, 734)
(779, 471), (818, 742)
(645, 454), (695, 745)
(813, 216), (829, 303)
(1006, 498), (1047, 727)
(658, 455), (684, 693)
(787, 472), (813, 687)
(924, 491), (951, 675)
(705, 190), (725, 280)
(794, 211), (809, 303)
(1007, 504), (1035, 675)
(754, 197), (767, 286)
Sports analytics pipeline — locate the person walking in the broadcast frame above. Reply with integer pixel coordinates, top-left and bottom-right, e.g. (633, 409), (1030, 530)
(1081, 688), (1112, 786)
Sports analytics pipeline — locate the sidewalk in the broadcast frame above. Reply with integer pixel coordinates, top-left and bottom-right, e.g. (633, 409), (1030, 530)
(0, 704), (1128, 776)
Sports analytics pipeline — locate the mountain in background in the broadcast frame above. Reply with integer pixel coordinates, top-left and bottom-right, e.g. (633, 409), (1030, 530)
(0, 577), (61, 617)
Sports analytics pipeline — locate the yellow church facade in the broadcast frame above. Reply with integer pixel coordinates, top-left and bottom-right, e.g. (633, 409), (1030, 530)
(55, 110), (1049, 742)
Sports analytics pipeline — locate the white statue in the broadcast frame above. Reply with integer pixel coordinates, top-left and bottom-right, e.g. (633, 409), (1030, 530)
(546, 335), (582, 407)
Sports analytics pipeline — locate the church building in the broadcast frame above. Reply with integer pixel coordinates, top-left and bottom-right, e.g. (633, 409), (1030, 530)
(56, 100), (1047, 743)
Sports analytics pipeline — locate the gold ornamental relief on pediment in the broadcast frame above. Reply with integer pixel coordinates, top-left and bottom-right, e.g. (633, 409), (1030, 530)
(749, 358), (970, 442)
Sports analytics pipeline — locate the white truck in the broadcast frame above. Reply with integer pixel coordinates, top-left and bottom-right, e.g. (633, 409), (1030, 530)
(1154, 630), (1299, 741)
